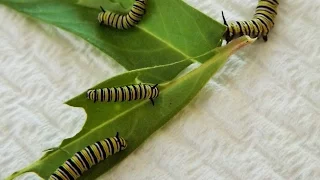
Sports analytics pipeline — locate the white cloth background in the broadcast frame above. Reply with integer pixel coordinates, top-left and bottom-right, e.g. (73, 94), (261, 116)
(1, 0), (320, 179)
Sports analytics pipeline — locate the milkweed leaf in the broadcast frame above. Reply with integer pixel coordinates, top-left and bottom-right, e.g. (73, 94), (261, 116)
(0, 0), (225, 82)
(6, 36), (255, 180)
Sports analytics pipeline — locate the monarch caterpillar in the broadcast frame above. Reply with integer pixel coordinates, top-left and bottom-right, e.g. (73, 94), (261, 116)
(49, 132), (127, 180)
(98, 0), (147, 29)
(86, 84), (159, 105)
(222, 0), (279, 42)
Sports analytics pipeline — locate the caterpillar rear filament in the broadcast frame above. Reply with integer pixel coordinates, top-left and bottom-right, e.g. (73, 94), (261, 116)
(222, 0), (279, 42)
(98, 0), (147, 29)
(49, 132), (127, 180)
(87, 84), (159, 105)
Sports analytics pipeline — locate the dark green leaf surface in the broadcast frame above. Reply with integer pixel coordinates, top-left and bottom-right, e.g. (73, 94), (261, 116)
(6, 36), (255, 180)
(0, 0), (225, 82)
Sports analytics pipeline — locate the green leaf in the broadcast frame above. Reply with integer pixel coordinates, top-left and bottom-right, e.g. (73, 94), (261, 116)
(6, 36), (255, 180)
(0, 0), (226, 82)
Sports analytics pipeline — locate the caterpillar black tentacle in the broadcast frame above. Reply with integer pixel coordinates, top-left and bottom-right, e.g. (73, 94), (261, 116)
(223, 0), (279, 43)
(221, 11), (232, 43)
(87, 84), (160, 105)
(49, 132), (127, 180)
(100, 6), (105, 13)
(98, 0), (147, 29)
(151, 84), (159, 89)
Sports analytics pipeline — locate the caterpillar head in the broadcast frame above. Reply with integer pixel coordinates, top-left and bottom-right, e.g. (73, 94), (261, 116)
(97, 12), (105, 24)
(151, 84), (159, 98)
(86, 90), (92, 99)
(98, 6), (106, 24)
(115, 132), (128, 151)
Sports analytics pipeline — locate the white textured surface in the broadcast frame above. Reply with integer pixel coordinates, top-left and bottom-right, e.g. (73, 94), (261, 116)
(1, 0), (320, 179)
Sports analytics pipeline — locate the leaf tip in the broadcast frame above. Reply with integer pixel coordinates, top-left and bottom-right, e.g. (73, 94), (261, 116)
(225, 35), (256, 54)
(246, 35), (257, 43)
(231, 35), (256, 45)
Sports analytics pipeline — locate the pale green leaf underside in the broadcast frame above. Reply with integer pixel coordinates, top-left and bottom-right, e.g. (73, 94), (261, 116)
(0, 0), (226, 82)
(6, 36), (254, 180)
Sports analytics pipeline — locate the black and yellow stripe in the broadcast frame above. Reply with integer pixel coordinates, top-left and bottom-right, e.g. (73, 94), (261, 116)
(49, 133), (127, 180)
(222, 0), (279, 42)
(86, 84), (159, 105)
(98, 0), (147, 29)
